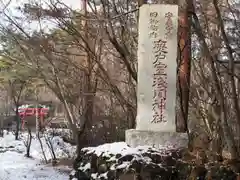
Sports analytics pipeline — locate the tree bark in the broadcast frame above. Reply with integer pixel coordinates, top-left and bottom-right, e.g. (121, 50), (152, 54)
(175, 0), (192, 133)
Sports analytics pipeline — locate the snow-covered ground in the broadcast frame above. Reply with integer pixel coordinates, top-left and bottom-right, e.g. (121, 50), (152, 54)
(0, 151), (69, 180)
(0, 130), (76, 180)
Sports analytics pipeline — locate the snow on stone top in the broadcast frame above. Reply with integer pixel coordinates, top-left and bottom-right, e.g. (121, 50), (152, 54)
(82, 142), (175, 157)
(82, 142), (136, 156)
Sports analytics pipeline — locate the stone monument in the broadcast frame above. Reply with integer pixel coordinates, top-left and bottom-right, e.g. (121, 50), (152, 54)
(125, 4), (188, 149)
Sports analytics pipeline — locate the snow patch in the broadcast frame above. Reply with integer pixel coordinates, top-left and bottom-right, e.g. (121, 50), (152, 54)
(82, 141), (173, 158)
(0, 130), (76, 161)
(0, 130), (76, 179)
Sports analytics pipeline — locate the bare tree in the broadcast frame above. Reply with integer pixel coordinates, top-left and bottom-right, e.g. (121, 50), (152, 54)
(23, 122), (33, 158)
(1, 0), (240, 161)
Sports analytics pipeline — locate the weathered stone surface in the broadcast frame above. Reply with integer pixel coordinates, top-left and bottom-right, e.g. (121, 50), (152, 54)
(125, 129), (188, 149)
(136, 4), (178, 131)
(70, 144), (239, 180)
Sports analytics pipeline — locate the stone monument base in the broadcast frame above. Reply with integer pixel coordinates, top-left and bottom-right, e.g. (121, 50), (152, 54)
(125, 129), (188, 149)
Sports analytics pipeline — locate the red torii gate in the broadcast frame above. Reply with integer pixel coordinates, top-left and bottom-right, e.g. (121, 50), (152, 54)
(18, 107), (49, 130)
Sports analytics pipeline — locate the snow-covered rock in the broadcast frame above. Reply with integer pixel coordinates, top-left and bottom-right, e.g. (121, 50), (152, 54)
(70, 142), (238, 180)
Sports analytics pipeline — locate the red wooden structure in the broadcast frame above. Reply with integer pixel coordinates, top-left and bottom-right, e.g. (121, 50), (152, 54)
(18, 107), (49, 130)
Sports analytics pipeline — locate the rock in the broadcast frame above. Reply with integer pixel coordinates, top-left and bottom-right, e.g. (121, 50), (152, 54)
(75, 170), (90, 180)
(70, 144), (239, 180)
(118, 154), (135, 162)
(139, 171), (151, 180)
(98, 164), (108, 174)
(115, 154), (122, 159)
(107, 170), (116, 180)
(90, 154), (98, 173)
(130, 160), (142, 173)
(205, 165), (237, 180)
(189, 166), (207, 179)
(175, 161), (191, 180)
(119, 173), (136, 180)
(116, 167), (125, 178)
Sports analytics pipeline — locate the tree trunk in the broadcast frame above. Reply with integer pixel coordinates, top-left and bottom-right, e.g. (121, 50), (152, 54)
(37, 131), (47, 163)
(210, 124), (223, 161)
(213, 0), (240, 139)
(26, 127), (32, 157)
(15, 104), (20, 140)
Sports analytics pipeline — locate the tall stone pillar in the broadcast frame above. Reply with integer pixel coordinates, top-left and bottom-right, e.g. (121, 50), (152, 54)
(125, 4), (188, 149)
